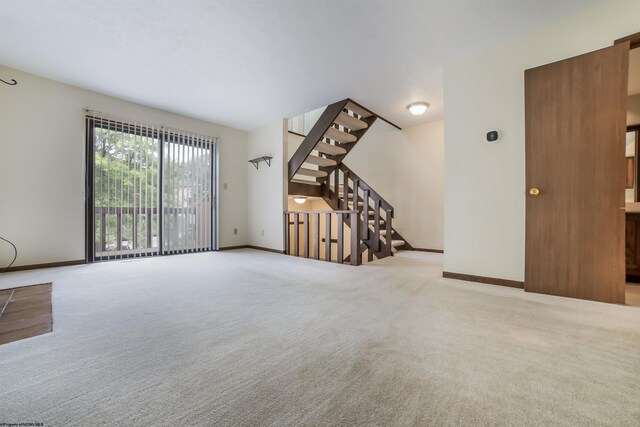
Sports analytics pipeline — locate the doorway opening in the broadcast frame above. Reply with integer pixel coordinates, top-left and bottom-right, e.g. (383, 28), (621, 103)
(85, 114), (218, 262)
(624, 43), (640, 306)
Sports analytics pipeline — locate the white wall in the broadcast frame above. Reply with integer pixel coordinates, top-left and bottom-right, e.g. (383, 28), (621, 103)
(443, 0), (640, 281)
(0, 65), (248, 267)
(287, 132), (304, 161)
(346, 120), (445, 250)
(247, 120), (287, 250)
(630, 94), (640, 125)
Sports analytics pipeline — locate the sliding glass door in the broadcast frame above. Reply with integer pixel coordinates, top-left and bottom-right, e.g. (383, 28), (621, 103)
(86, 115), (217, 261)
(162, 132), (214, 254)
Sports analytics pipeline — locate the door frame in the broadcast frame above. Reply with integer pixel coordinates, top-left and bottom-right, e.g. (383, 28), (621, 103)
(615, 32), (640, 49)
(84, 115), (219, 263)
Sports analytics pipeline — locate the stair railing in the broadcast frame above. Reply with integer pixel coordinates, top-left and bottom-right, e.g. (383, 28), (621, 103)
(284, 210), (362, 265)
(286, 99), (409, 262)
(324, 164), (394, 259)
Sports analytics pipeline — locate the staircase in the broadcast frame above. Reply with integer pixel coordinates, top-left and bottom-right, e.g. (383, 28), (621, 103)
(286, 98), (412, 264)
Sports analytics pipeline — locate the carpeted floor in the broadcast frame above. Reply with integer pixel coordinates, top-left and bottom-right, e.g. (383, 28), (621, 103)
(0, 250), (638, 426)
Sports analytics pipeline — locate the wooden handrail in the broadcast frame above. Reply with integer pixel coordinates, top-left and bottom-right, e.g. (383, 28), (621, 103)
(321, 162), (414, 259)
(335, 163), (394, 213)
(346, 98), (401, 131)
(284, 210), (356, 214)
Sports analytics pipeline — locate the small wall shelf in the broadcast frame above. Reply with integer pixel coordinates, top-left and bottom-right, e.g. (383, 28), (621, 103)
(249, 156), (272, 169)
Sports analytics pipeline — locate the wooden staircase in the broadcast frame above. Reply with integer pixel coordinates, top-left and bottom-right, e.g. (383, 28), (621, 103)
(286, 98), (411, 264)
(288, 99), (376, 197)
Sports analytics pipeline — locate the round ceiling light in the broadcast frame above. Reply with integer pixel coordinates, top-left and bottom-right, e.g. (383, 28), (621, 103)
(407, 102), (430, 116)
(293, 197), (307, 204)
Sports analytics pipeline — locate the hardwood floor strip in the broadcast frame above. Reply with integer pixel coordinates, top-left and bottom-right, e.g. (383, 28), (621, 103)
(0, 324), (52, 345)
(0, 283), (53, 345)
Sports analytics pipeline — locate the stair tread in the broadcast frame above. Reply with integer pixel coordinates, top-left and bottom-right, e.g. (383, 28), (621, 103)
(346, 101), (373, 118)
(391, 240), (405, 247)
(334, 112), (368, 131)
(324, 127), (357, 144)
(304, 155), (337, 167)
(315, 141), (347, 156)
(290, 178), (321, 186)
(368, 219), (385, 224)
(296, 167), (328, 178)
(329, 186), (353, 194)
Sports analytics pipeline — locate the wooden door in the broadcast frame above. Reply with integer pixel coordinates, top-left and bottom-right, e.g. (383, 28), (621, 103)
(525, 43), (629, 304)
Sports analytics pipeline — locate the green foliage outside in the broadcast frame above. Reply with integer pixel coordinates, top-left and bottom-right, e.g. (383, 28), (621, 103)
(93, 127), (211, 253)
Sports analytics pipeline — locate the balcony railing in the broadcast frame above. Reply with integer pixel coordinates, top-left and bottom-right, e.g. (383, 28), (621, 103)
(94, 205), (212, 258)
(94, 206), (159, 258)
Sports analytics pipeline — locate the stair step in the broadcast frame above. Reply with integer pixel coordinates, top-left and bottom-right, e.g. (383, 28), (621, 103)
(296, 168), (328, 178)
(368, 219), (385, 225)
(290, 178), (321, 186)
(391, 240), (405, 247)
(304, 155), (337, 167)
(315, 141), (347, 156)
(324, 127), (357, 144)
(346, 101), (373, 118)
(334, 112), (368, 131)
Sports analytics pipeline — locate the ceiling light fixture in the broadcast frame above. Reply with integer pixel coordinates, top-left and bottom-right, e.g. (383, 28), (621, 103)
(293, 197), (307, 204)
(407, 102), (430, 116)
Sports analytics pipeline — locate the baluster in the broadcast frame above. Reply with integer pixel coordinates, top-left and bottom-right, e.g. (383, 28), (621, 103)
(352, 179), (359, 217)
(350, 211), (361, 266)
(116, 212), (122, 252)
(313, 213), (320, 260)
(303, 213), (309, 258)
(132, 209), (138, 253)
(293, 213), (299, 257)
(384, 208), (393, 257)
(100, 211), (107, 253)
(337, 213), (344, 263)
(362, 189), (369, 240)
(146, 209), (152, 252)
(342, 170), (349, 210)
(325, 213), (332, 261)
(373, 199), (381, 252)
(284, 213), (290, 255)
(172, 208), (178, 252)
(333, 168), (339, 205)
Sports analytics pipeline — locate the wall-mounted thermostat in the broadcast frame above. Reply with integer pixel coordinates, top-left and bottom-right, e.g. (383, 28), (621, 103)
(485, 130), (501, 144)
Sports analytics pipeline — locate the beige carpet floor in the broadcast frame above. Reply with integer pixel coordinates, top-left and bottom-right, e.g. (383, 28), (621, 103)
(0, 250), (638, 426)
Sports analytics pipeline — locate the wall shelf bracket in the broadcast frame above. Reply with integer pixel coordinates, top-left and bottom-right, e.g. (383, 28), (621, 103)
(249, 156), (272, 169)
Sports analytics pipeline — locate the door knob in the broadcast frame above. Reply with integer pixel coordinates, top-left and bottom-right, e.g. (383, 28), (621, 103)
(528, 188), (540, 196)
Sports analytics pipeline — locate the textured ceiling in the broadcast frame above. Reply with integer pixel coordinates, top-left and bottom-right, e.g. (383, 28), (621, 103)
(0, 0), (596, 131)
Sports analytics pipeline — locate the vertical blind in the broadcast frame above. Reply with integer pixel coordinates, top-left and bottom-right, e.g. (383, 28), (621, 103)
(87, 111), (218, 261)
(162, 129), (215, 254)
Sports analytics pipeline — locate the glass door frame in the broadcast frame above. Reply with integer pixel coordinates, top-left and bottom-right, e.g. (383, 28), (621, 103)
(85, 116), (218, 262)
